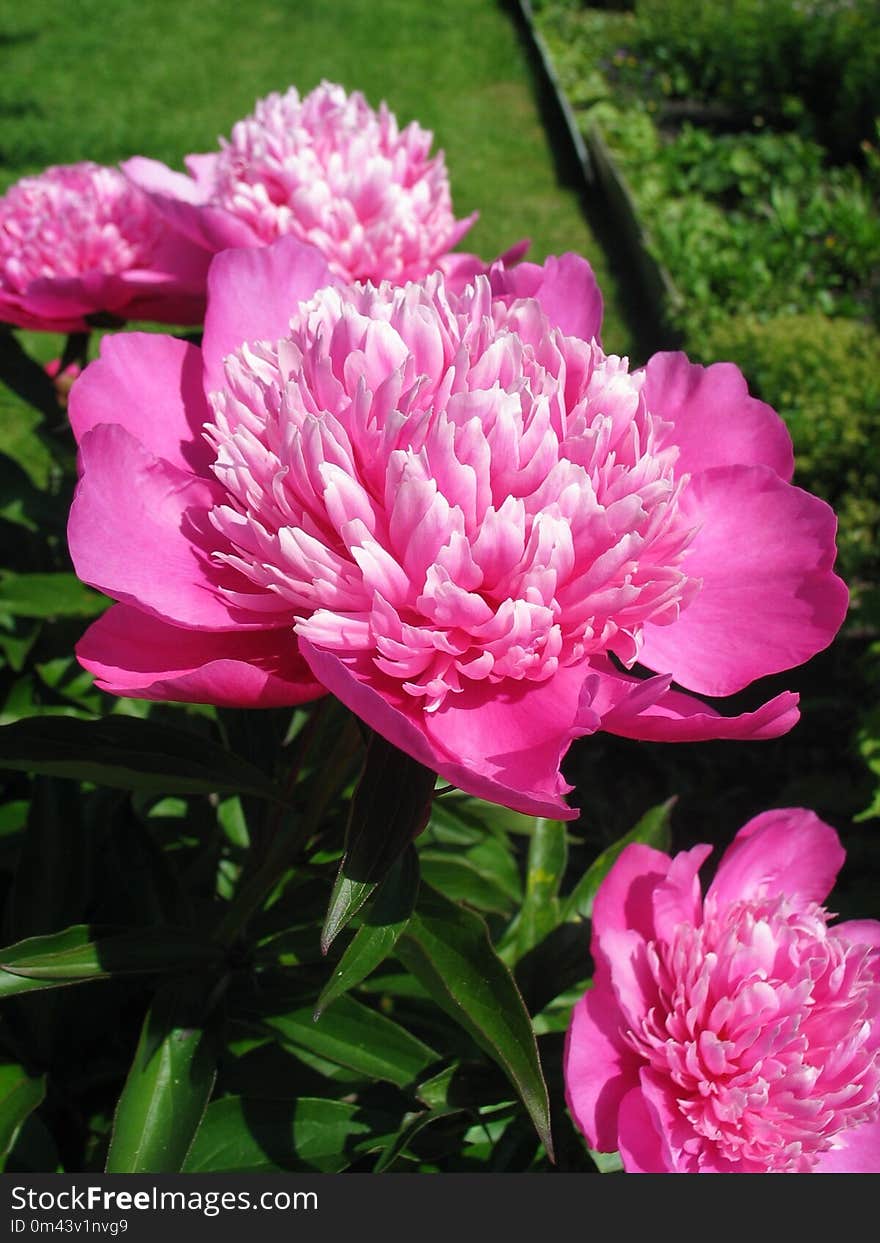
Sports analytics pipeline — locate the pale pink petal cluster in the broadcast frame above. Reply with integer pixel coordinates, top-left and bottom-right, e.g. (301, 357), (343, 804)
(0, 162), (210, 331)
(123, 81), (498, 288)
(565, 810), (880, 1173)
(67, 237), (847, 818)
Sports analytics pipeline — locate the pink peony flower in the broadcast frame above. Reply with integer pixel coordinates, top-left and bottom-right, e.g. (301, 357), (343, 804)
(122, 80), (522, 289)
(0, 163), (212, 332)
(564, 809), (880, 1172)
(67, 236), (847, 818)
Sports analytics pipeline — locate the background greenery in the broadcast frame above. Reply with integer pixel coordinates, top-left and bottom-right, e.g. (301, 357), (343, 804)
(0, 0), (877, 1176)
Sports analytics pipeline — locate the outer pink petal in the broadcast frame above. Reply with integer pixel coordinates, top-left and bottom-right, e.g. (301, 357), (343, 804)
(708, 808), (845, 911)
(616, 1086), (672, 1173)
(833, 920), (880, 951)
(593, 660), (801, 741)
(600, 928), (660, 1035)
(297, 640), (590, 818)
(437, 238), (530, 294)
(18, 271), (131, 321)
(68, 333), (213, 474)
(638, 464), (848, 697)
(122, 156), (257, 253)
(651, 843), (713, 942)
(813, 1121), (880, 1173)
(122, 156), (214, 205)
(642, 352), (794, 480)
(591, 842), (673, 946)
(201, 237), (335, 396)
(421, 664), (601, 815)
(564, 984), (641, 1153)
(77, 604), (323, 708)
(489, 252), (604, 344)
(0, 288), (87, 333)
(69, 424), (263, 630)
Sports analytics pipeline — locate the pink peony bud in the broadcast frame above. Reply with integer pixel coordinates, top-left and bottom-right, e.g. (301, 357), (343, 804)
(0, 162), (211, 332)
(66, 236), (847, 819)
(123, 80), (521, 290)
(564, 809), (880, 1172)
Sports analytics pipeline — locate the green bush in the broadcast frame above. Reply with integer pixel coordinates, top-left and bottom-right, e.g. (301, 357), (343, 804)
(632, 0), (880, 161)
(696, 312), (880, 589)
(600, 119), (880, 327)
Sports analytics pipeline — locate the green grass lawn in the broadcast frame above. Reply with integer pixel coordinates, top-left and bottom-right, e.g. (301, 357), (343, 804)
(0, 0), (632, 483)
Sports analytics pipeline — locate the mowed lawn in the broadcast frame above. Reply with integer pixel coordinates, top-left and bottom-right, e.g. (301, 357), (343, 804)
(0, 0), (631, 482)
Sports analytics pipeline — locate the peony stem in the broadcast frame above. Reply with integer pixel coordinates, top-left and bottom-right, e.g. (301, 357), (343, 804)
(60, 331), (90, 373)
(213, 706), (364, 948)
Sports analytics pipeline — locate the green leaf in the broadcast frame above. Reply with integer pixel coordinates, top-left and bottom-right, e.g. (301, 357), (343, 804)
(515, 818), (568, 959)
(105, 979), (222, 1173)
(0, 331), (61, 422)
(0, 716), (282, 800)
(420, 832), (522, 914)
(561, 798), (676, 922)
(263, 994), (438, 1089)
(373, 1107), (464, 1173)
(315, 846), (419, 1018)
(0, 925), (223, 998)
(5, 776), (90, 942)
(321, 732), (436, 953)
(0, 571), (108, 619)
(396, 884), (553, 1156)
(589, 1147), (624, 1173)
(0, 1064), (46, 1164)
(184, 1096), (371, 1173)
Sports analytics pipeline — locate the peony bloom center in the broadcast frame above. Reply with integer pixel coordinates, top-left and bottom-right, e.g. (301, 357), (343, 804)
(206, 274), (700, 712)
(207, 82), (468, 281)
(0, 163), (160, 295)
(629, 893), (880, 1172)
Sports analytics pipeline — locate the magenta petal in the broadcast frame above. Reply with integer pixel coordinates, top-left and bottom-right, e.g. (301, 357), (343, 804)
(638, 464), (849, 696)
(489, 252), (604, 343)
(122, 156), (213, 205)
(616, 1086), (671, 1174)
(596, 664), (801, 741)
(813, 1121), (880, 1173)
(564, 984), (641, 1153)
(23, 271), (130, 320)
(834, 920), (880, 951)
(708, 808), (844, 910)
(297, 641), (586, 818)
(77, 604), (324, 708)
(651, 843), (713, 942)
(69, 424), (257, 630)
(201, 237), (335, 396)
(68, 333), (213, 474)
(592, 842), (673, 945)
(641, 352), (794, 481)
(422, 664), (601, 817)
(438, 238), (530, 294)
(122, 156), (255, 253)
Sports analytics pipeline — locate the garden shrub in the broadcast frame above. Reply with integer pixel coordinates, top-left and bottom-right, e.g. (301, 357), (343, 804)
(592, 117), (880, 327)
(632, 0), (880, 161)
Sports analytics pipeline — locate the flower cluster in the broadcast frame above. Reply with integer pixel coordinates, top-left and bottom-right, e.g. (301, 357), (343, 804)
(0, 83), (511, 334)
(565, 810), (880, 1173)
(2, 72), (866, 1174)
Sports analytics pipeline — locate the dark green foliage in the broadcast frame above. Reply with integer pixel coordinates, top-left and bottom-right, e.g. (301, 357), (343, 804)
(632, 0), (880, 161)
